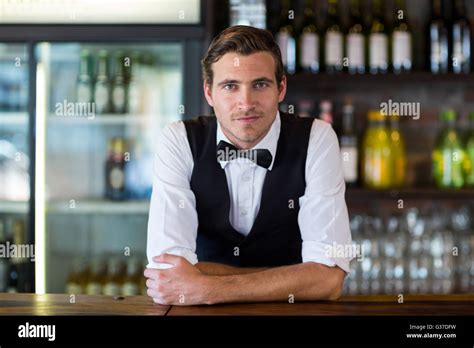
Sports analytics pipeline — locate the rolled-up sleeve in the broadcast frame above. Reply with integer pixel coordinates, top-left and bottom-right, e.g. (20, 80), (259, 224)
(146, 121), (199, 269)
(298, 119), (354, 273)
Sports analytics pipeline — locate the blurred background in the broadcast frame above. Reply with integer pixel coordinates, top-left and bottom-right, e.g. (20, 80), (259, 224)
(0, 0), (473, 297)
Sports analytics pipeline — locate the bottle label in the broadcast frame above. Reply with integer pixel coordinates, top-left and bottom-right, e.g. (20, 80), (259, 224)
(453, 40), (463, 63)
(110, 167), (125, 190)
(431, 38), (441, 64)
(77, 83), (92, 104)
(341, 146), (358, 182)
(369, 33), (388, 68)
(66, 283), (84, 295)
(393, 31), (412, 66)
(113, 85), (126, 111)
(122, 282), (140, 296)
(86, 282), (103, 295)
(325, 31), (343, 65)
(94, 84), (109, 112)
(103, 282), (121, 296)
(128, 83), (140, 114)
(300, 32), (319, 69)
(347, 33), (364, 67)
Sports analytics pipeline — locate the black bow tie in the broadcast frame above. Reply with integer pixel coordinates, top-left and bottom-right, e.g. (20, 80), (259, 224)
(216, 140), (273, 169)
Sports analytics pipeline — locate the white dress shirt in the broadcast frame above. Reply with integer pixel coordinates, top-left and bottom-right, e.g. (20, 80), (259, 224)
(147, 111), (354, 272)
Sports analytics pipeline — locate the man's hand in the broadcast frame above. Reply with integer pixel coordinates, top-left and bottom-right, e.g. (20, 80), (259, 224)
(144, 254), (213, 306)
(144, 255), (345, 305)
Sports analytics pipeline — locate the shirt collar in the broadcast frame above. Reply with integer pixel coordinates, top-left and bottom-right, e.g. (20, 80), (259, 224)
(216, 110), (280, 171)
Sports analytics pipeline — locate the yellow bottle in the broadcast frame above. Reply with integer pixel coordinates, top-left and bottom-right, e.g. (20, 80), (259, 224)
(362, 110), (393, 188)
(103, 258), (125, 296)
(388, 115), (406, 187)
(65, 257), (89, 294)
(86, 258), (106, 295)
(121, 257), (141, 296)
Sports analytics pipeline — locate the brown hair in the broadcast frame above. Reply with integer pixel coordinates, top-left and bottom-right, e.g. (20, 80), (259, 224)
(201, 25), (284, 87)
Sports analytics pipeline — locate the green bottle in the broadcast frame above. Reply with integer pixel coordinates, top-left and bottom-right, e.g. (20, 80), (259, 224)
(464, 112), (474, 187)
(111, 51), (127, 114)
(94, 50), (111, 114)
(432, 110), (466, 188)
(77, 49), (93, 104)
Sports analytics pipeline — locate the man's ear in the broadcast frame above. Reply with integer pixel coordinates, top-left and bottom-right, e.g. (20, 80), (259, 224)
(277, 75), (287, 103)
(203, 80), (214, 107)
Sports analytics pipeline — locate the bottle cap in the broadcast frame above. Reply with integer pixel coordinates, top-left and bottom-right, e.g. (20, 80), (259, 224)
(367, 110), (385, 121)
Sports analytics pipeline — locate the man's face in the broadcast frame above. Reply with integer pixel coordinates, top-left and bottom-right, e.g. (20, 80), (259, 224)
(204, 51), (287, 149)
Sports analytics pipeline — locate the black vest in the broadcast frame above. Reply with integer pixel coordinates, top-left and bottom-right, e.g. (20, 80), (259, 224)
(184, 112), (313, 267)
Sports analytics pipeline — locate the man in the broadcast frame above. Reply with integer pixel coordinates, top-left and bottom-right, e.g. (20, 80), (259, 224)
(145, 25), (353, 305)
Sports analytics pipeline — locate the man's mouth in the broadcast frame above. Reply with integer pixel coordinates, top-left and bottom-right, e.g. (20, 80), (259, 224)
(236, 116), (261, 124)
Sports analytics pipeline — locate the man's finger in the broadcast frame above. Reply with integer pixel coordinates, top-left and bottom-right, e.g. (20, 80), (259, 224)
(144, 268), (160, 280)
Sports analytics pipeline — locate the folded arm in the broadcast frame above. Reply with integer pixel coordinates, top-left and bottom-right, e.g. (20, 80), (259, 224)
(144, 254), (345, 305)
(195, 262), (268, 275)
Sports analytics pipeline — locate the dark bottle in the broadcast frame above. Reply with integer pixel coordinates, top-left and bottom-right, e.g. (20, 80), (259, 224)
(451, 0), (471, 73)
(94, 50), (111, 114)
(7, 220), (27, 293)
(392, 0), (412, 73)
(275, 0), (297, 74)
(340, 99), (359, 186)
(105, 137), (128, 200)
(77, 49), (93, 104)
(324, 0), (343, 73)
(112, 51), (128, 114)
(298, 0), (319, 73)
(369, 0), (389, 74)
(429, 0), (449, 73)
(346, 0), (366, 74)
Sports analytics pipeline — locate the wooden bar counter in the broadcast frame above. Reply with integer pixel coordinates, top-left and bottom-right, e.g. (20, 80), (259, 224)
(1, 293), (473, 316)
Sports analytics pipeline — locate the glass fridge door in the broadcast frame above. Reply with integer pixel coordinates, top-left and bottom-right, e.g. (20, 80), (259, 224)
(35, 42), (183, 294)
(0, 43), (33, 293)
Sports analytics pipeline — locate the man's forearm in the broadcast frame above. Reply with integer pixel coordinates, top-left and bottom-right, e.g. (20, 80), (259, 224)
(204, 262), (344, 304)
(196, 262), (268, 276)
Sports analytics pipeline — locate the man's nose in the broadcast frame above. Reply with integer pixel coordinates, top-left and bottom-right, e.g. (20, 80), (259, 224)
(238, 87), (256, 110)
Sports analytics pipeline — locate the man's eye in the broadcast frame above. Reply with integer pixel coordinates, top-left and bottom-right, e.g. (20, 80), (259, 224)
(254, 82), (268, 89)
(224, 84), (236, 90)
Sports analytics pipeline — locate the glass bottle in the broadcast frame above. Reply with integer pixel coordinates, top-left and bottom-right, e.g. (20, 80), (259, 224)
(451, 0), (471, 73)
(76, 49), (93, 104)
(94, 50), (111, 114)
(388, 115), (406, 187)
(361, 110), (392, 188)
(432, 110), (466, 188)
(276, 0), (297, 74)
(324, 0), (343, 73)
(464, 112), (474, 187)
(392, 0), (412, 73)
(369, 0), (389, 74)
(429, 0), (449, 73)
(298, 0), (319, 73)
(346, 0), (366, 74)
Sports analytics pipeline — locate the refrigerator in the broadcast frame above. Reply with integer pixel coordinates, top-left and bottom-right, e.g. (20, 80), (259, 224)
(0, 43), (33, 293)
(0, 0), (206, 294)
